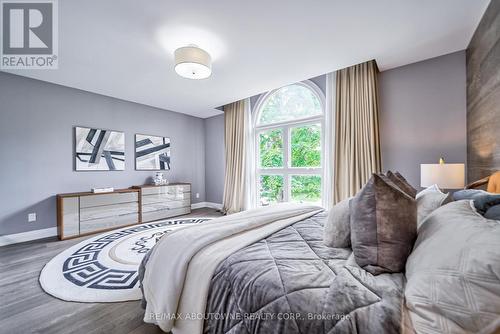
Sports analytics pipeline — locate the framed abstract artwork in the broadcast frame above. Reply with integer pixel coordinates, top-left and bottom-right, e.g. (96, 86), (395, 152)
(75, 126), (125, 171)
(135, 134), (171, 170)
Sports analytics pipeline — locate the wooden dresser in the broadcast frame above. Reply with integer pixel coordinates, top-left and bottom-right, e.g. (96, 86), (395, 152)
(133, 183), (191, 223)
(57, 184), (191, 240)
(57, 189), (140, 240)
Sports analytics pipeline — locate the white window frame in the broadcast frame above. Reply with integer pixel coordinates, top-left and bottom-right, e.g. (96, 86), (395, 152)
(253, 80), (325, 206)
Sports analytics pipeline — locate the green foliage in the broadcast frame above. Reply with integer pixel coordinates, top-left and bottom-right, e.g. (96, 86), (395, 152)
(259, 175), (283, 205)
(256, 83), (323, 205)
(291, 124), (321, 167)
(259, 129), (283, 168)
(291, 175), (321, 203)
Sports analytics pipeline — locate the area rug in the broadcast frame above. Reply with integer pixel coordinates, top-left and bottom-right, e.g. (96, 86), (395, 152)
(39, 217), (212, 303)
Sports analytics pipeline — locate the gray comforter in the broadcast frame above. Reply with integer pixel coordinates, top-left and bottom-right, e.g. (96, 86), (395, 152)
(203, 212), (406, 334)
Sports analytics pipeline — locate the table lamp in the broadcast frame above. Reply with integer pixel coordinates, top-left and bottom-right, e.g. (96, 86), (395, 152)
(421, 158), (465, 189)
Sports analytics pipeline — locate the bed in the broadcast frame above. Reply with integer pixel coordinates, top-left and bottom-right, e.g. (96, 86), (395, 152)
(139, 199), (500, 334)
(139, 204), (410, 334)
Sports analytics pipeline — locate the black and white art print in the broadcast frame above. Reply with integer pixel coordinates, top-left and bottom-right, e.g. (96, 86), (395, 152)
(75, 127), (125, 171)
(135, 134), (171, 170)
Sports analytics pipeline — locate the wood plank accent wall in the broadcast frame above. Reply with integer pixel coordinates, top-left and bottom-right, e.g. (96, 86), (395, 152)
(466, 1), (500, 182)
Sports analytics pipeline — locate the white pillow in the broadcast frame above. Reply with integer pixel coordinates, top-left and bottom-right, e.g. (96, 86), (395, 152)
(405, 200), (500, 333)
(416, 188), (451, 228)
(416, 184), (441, 199)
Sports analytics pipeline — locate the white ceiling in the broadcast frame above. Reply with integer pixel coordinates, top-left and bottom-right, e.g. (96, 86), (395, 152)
(2, 0), (490, 118)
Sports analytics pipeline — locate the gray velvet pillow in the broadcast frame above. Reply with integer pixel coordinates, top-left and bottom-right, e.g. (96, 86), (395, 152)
(323, 197), (352, 248)
(387, 171), (417, 198)
(350, 174), (417, 275)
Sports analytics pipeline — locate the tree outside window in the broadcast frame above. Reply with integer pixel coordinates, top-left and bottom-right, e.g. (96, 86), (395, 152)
(255, 82), (324, 206)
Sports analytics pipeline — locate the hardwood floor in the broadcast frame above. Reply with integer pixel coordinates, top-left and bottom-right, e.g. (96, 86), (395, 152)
(0, 208), (223, 334)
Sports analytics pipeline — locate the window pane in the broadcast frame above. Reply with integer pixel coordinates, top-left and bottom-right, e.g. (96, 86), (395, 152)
(291, 175), (321, 204)
(258, 84), (322, 125)
(259, 175), (284, 206)
(290, 124), (321, 167)
(259, 129), (283, 168)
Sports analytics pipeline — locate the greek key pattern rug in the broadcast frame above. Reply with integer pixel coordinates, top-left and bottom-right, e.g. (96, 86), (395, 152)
(39, 218), (211, 303)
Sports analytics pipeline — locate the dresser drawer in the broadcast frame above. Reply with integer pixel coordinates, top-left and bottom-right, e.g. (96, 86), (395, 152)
(142, 207), (191, 223)
(79, 213), (139, 234)
(142, 199), (190, 213)
(57, 189), (141, 240)
(80, 192), (138, 208)
(141, 185), (190, 196)
(142, 192), (190, 204)
(175, 184), (191, 192)
(61, 197), (79, 238)
(80, 202), (139, 221)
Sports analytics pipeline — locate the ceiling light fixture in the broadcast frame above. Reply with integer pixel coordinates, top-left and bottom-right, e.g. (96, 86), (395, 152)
(174, 45), (212, 79)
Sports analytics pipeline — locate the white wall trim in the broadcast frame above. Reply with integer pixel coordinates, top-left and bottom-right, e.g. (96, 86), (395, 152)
(0, 227), (57, 247)
(191, 202), (223, 210)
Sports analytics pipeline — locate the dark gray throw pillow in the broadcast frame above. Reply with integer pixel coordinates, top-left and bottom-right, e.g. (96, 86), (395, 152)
(485, 205), (500, 221)
(350, 174), (417, 275)
(452, 189), (500, 213)
(387, 170), (417, 198)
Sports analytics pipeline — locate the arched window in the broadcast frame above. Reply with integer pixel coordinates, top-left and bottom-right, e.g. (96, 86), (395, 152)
(254, 81), (324, 206)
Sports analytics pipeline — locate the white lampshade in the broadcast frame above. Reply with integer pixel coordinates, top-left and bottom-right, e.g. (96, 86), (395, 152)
(420, 161), (465, 189)
(174, 45), (211, 79)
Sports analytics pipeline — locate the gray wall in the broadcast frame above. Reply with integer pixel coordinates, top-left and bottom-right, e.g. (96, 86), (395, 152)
(466, 0), (500, 182)
(206, 55), (468, 203)
(0, 72), (206, 236)
(204, 114), (225, 203)
(379, 51), (467, 189)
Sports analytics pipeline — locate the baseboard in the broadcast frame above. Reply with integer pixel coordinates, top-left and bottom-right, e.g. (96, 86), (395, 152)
(205, 202), (223, 210)
(0, 227), (57, 247)
(191, 202), (223, 210)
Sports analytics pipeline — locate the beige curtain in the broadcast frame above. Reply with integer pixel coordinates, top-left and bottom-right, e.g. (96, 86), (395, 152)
(222, 99), (248, 214)
(333, 60), (381, 203)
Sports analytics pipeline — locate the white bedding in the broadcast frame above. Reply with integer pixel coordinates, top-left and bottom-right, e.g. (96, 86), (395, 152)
(142, 203), (323, 333)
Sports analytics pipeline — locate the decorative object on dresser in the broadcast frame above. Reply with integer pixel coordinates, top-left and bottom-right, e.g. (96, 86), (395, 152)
(92, 187), (114, 193)
(133, 183), (191, 223)
(153, 172), (168, 186)
(75, 126), (125, 171)
(57, 188), (140, 240)
(135, 134), (171, 170)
